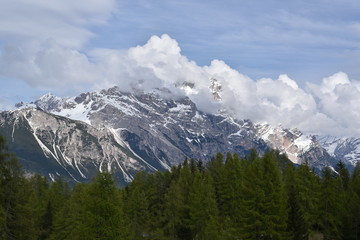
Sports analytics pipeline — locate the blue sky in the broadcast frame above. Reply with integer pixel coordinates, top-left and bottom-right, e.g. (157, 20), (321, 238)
(90, 0), (360, 81)
(0, 0), (360, 136)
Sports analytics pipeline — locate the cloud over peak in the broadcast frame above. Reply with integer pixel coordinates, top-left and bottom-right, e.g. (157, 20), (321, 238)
(0, 32), (359, 137)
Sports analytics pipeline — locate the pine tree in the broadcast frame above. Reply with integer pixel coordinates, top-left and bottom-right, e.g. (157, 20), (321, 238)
(319, 167), (345, 240)
(28, 174), (51, 239)
(207, 153), (226, 212)
(219, 153), (243, 238)
(284, 163), (308, 239)
(163, 175), (185, 240)
(124, 172), (150, 239)
(84, 172), (128, 239)
(0, 136), (38, 239)
(335, 161), (350, 190)
(39, 200), (53, 240)
(239, 155), (265, 239)
(295, 163), (321, 234)
(143, 170), (172, 239)
(240, 151), (287, 240)
(188, 171), (220, 240)
(8, 178), (38, 240)
(49, 183), (89, 240)
(173, 160), (193, 240)
(50, 173), (128, 240)
(343, 163), (360, 240)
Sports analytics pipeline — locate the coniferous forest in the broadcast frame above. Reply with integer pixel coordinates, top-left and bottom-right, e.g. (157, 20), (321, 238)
(1, 135), (360, 240)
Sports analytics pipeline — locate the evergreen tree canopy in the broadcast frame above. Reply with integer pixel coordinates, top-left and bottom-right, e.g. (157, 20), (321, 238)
(0, 135), (359, 240)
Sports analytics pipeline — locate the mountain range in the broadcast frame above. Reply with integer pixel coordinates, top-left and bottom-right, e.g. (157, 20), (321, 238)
(0, 83), (359, 185)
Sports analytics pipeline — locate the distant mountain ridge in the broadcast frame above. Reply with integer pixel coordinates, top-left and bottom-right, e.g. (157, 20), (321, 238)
(318, 136), (360, 168)
(0, 85), (357, 184)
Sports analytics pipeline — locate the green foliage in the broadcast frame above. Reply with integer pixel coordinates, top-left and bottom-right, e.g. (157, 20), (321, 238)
(0, 134), (360, 240)
(295, 163), (322, 231)
(319, 167), (346, 240)
(188, 171), (220, 240)
(284, 163), (308, 240)
(240, 151), (288, 239)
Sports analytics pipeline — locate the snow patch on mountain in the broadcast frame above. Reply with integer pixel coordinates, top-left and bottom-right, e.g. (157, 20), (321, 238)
(255, 123), (314, 164)
(56, 101), (92, 124)
(5, 85), (351, 185)
(318, 136), (360, 167)
(35, 87), (333, 169)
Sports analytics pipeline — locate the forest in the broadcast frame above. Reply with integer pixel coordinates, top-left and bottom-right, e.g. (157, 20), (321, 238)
(0, 135), (360, 240)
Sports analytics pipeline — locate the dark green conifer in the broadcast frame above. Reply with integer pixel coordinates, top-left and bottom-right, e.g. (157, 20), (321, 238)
(284, 163), (308, 239)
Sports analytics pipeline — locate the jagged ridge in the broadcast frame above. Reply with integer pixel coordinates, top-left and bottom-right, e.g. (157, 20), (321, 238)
(1, 85), (352, 184)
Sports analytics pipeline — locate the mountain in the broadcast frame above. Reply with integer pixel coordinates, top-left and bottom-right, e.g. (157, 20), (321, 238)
(318, 136), (360, 169)
(255, 123), (338, 171)
(0, 86), (347, 184)
(0, 107), (155, 186)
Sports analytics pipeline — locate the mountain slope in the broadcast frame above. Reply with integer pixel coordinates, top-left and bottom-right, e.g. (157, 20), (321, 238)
(0, 86), (346, 184)
(34, 87), (270, 167)
(318, 136), (360, 168)
(34, 87), (337, 169)
(0, 107), (156, 185)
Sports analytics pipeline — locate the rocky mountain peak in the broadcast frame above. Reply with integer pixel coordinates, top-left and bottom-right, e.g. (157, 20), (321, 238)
(318, 136), (360, 167)
(209, 78), (222, 101)
(1, 85), (357, 185)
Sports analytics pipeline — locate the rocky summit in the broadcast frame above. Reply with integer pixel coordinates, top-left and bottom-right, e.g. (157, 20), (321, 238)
(0, 86), (357, 185)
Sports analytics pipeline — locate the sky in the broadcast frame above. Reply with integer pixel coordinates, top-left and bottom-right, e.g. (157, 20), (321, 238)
(0, 0), (360, 137)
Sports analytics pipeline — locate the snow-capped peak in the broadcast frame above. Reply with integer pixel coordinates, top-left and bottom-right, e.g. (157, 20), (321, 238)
(255, 122), (314, 164)
(13, 86), (353, 174)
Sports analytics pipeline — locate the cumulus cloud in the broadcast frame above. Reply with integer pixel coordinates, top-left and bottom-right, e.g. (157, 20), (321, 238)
(307, 73), (360, 136)
(0, 0), (117, 93)
(0, 18), (359, 137)
(87, 35), (360, 137)
(96, 35), (360, 137)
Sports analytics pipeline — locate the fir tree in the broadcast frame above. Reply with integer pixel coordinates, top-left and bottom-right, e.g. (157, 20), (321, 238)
(240, 151), (287, 240)
(319, 167), (345, 240)
(284, 163), (308, 240)
(207, 152), (226, 212)
(295, 163), (321, 233)
(189, 171), (220, 240)
(335, 161), (350, 190)
(0, 136), (37, 240)
(163, 175), (185, 240)
(84, 172), (127, 239)
(125, 174), (150, 239)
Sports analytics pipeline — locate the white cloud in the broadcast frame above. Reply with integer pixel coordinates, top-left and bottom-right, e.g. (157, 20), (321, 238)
(88, 35), (360, 137)
(1, 25), (359, 137)
(307, 73), (360, 136)
(0, 41), (99, 90)
(0, 0), (116, 92)
(0, 0), (116, 48)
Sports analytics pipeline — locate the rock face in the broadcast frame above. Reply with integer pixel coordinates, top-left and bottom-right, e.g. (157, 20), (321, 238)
(0, 107), (155, 186)
(0, 86), (346, 185)
(34, 87), (270, 169)
(255, 124), (338, 171)
(318, 136), (360, 169)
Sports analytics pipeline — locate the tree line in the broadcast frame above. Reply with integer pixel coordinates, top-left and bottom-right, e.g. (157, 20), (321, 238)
(0, 135), (360, 239)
